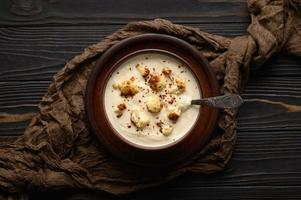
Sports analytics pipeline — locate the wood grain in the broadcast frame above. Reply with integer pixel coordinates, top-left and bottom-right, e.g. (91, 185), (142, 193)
(124, 186), (301, 200)
(1, 0), (301, 199)
(0, 0), (249, 26)
(6, 25), (301, 82)
(31, 186), (301, 200)
(0, 81), (49, 113)
(1, 26), (301, 194)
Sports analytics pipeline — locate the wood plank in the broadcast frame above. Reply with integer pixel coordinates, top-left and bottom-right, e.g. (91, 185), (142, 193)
(0, 0), (249, 26)
(0, 121), (30, 136)
(0, 24), (248, 81)
(2, 25), (301, 82)
(0, 81), (49, 113)
(124, 186), (301, 200)
(31, 186), (301, 200)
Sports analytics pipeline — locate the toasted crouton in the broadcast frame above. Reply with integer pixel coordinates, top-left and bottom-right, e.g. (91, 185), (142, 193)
(148, 73), (166, 91)
(113, 76), (139, 96)
(136, 64), (150, 77)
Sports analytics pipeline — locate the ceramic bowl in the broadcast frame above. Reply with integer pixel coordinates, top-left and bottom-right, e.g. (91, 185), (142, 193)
(85, 33), (219, 166)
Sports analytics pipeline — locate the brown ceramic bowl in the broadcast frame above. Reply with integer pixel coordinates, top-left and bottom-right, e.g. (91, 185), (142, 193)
(85, 33), (219, 166)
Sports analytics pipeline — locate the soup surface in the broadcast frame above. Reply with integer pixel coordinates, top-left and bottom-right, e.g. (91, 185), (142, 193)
(104, 52), (201, 147)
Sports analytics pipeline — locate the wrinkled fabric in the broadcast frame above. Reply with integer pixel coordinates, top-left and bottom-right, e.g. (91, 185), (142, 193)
(0, 0), (300, 198)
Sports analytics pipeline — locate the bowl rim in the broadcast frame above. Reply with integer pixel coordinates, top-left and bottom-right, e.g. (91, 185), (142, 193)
(85, 33), (220, 165)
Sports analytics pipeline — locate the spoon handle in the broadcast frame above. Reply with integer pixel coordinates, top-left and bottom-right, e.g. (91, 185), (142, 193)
(191, 94), (244, 109)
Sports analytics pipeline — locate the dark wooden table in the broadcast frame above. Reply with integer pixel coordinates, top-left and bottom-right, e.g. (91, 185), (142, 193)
(1, 0), (301, 199)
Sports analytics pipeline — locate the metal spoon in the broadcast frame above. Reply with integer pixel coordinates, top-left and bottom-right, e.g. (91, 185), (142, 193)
(191, 94), (244, 109)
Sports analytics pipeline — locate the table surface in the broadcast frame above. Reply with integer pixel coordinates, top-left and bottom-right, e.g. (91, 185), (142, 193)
(1, 0), (301, 199)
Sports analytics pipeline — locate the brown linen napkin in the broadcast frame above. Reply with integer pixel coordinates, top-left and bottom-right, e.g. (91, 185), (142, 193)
(0, 0), (300, 197)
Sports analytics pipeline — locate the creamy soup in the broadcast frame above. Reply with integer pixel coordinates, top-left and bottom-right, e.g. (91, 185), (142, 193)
(104, 52), (201, 148)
